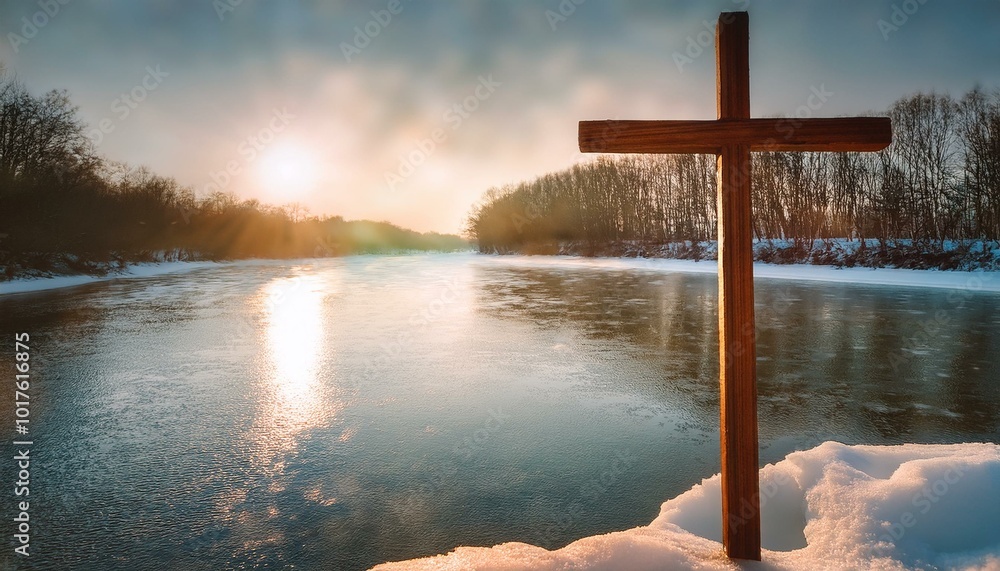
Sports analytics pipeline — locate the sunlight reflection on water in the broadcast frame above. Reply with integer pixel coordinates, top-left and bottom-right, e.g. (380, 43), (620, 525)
(264, 274), (326, 428)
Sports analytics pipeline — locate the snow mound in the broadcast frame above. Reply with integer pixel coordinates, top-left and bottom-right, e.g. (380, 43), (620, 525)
(373, 442), (1000, 571)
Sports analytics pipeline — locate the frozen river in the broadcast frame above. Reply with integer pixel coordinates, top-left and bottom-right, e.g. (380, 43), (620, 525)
(1, 253), (998, 570)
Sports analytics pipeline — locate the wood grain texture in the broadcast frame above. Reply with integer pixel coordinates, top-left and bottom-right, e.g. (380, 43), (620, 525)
(717, 144), (762, 560)
(578, 117), (893, 154)
(716, 12), (761, 561)
(717, 12), (749, 121)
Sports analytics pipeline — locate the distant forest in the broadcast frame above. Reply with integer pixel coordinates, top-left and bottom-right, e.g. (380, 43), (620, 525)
(0, 74), (467, 280)
(467, 88), (1000, 267)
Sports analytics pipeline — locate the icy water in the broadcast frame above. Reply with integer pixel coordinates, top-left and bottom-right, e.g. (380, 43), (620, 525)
(1, 253), (998, 570)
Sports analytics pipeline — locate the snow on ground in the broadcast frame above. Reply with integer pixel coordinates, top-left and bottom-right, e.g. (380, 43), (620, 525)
(4, 252), (999, 296)
(480, 255), (1000, 293)
(0, 260), (225, 295)
(373, 442), (1000, 571)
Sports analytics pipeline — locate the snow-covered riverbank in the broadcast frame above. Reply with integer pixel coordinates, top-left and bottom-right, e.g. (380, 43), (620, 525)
(0, 260), (226, 295)
(4, 253), (1000, 295)
(480, 254), (1000, 293)
(546, 238), (1000, 272)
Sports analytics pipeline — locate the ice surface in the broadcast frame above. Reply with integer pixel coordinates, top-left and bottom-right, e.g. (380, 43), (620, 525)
(373, 442), (1000, 571)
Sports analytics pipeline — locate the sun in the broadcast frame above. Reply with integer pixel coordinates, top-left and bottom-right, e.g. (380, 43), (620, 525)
(256, 142), (321, 198)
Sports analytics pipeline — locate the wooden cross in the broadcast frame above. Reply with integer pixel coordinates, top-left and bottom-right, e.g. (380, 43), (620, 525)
(577, 12), (891, 561)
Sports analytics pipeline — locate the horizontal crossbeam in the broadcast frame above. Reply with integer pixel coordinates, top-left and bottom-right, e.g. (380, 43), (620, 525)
(579, 117), (892, 154)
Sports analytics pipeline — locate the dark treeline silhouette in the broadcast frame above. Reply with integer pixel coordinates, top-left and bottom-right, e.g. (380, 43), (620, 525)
(0, 75), (467, 279)
(467, 88), (1000, 266)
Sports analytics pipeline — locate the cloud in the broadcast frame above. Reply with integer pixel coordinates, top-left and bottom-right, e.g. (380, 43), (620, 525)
(1, 1), (998, 233)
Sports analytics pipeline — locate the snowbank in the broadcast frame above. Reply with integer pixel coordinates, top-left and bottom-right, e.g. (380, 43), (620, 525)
(550, 239), (1000, 272)
(5, 253), (1000, 296)
(373, 442), (1000, 571)
(0, 260), (222, 295)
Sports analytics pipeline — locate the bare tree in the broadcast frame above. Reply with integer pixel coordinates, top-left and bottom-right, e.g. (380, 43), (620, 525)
(0, 73), (96, 192)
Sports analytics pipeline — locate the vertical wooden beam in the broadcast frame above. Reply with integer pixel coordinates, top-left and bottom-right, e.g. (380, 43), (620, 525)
(715, 11), (761, 561)
(717, 12), (750, 121)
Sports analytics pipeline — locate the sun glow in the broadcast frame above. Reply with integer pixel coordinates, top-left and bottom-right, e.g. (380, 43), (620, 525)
(256, 142), (321, 198)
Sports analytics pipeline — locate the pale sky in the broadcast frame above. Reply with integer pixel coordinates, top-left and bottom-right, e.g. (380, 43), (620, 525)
(2, 1), (998, 234)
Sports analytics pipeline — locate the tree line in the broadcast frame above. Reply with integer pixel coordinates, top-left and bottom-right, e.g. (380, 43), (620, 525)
(467, 88), (1000, 258)
(0, 74), (466, 279)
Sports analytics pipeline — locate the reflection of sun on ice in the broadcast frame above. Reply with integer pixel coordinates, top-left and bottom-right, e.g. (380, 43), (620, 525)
(241, 273), (343, 479)
(263, 275), (326, 429)
(257, 142), (320, 198)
